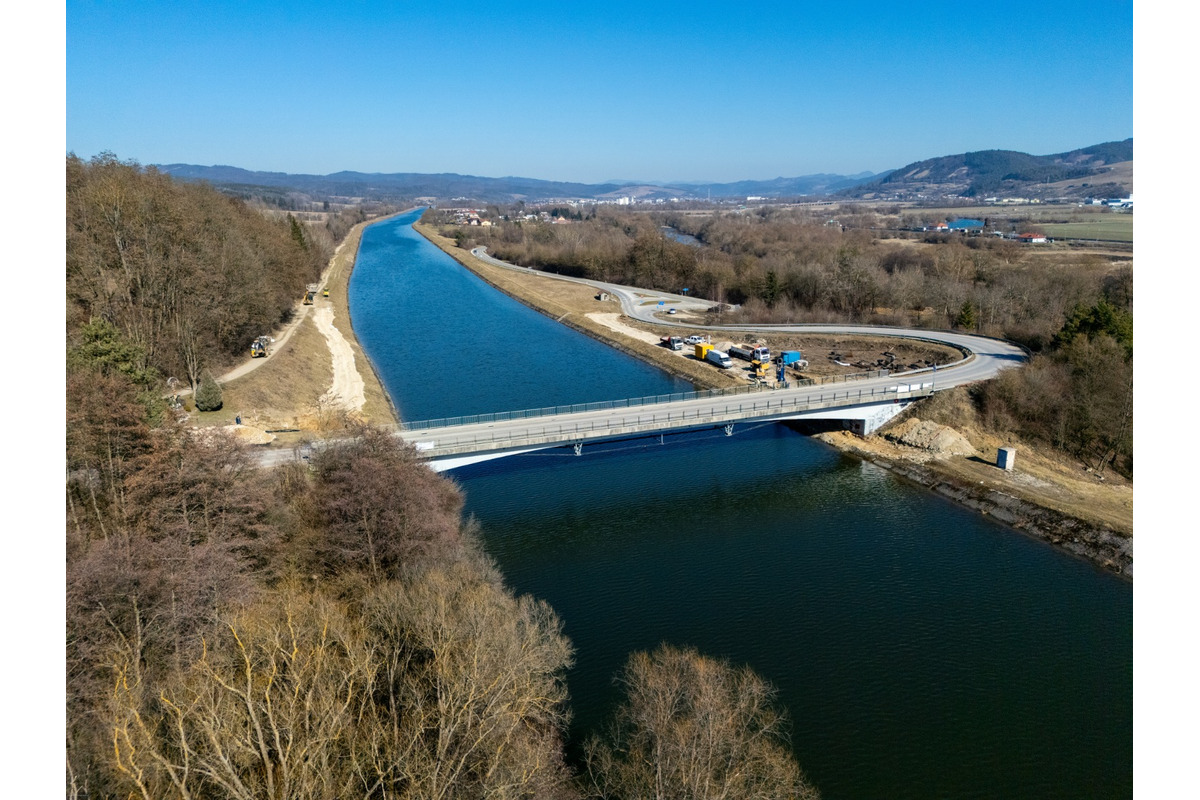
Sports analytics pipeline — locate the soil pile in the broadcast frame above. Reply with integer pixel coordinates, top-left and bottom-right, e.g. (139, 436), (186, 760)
(883, 418), (976, 458)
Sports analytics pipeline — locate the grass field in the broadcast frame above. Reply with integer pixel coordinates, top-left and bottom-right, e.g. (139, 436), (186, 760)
(1039, 220), (1133, 242)
(903, 204), (1133, 242)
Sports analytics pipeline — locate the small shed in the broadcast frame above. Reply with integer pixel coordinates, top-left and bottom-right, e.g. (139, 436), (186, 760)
(997, 447), (1017, 471)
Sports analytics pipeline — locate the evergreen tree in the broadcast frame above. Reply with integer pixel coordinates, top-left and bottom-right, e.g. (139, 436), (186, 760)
(195, 370), (223, 412)
(955, 299), (977, 330)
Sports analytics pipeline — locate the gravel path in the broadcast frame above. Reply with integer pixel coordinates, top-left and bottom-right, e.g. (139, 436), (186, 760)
(314, 303), (365, 412)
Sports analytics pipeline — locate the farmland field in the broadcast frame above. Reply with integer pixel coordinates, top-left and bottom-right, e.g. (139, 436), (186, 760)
(1039, 219), (1133, 242)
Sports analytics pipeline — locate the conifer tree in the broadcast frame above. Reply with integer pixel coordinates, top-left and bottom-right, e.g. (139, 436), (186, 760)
(195, 370), (223, 411)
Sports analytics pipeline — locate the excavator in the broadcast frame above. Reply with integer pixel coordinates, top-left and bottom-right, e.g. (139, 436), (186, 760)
(250, 335), (275, 358)
(303, 283), (319, 304)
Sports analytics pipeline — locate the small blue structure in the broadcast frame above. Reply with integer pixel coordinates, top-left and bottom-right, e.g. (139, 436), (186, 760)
(947, 218), (984, 230)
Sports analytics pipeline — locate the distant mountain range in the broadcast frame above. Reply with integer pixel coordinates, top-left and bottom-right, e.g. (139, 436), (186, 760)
(155, 139), (1131, 204)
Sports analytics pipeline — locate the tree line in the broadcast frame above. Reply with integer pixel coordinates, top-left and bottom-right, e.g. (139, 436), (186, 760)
(66, 153), (372, 393)
(65, 165), (821, 797)
(433, 205), (1132, 476)
(66, 365), (820, 799)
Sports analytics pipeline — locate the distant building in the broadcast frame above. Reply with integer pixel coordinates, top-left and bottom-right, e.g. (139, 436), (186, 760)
(947, 218), (984, 230)
(1017, 232), (1047, 243)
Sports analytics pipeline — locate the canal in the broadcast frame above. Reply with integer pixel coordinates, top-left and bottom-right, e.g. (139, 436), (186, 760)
(350, 209), (1132, 799)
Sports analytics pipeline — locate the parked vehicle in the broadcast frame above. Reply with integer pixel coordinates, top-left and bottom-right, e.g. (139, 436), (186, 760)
(660, 335), (683, 350)
(685, 335), (708, 345)
(705, 348), (733, 368)
(730, 344), (771, 362)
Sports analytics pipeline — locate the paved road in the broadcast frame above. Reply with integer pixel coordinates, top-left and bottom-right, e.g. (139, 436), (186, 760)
(469, 246), (1027, 386)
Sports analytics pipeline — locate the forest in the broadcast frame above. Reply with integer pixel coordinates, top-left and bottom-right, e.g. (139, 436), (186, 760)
(67, 153), (372, 394)
(65, 157), (819, 799)
(432, 204), (1133, 476)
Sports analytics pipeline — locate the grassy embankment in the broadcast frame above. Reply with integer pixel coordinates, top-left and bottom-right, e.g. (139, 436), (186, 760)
(414, 223), (962, 387)
(201, 217), (398, 443)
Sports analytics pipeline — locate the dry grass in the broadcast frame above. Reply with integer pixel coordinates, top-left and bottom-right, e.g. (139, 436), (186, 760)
(193, 217), (399, 437)
(895, 387), (1132, 535)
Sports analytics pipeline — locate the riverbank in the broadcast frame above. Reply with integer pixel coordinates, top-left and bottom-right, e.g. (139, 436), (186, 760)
(415, 223), (1132, 578)
(198, 215), (400, 444)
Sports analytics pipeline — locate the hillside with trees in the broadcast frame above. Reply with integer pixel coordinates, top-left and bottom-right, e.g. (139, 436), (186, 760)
(842, 139), (1133, 200)
(66, 153), (375, 392)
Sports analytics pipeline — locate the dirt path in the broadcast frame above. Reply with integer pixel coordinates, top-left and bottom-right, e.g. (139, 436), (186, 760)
(207, 239), (350, 388)
(587, 312), (664, 345)
(313, 303), (365, 412)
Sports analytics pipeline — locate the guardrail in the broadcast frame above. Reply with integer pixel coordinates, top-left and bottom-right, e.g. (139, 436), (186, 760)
(400, 369), (892, 431)
(403, 381), (933, 457)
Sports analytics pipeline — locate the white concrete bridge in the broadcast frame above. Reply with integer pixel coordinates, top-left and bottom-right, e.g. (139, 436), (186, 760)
(396, 373), (939, 471)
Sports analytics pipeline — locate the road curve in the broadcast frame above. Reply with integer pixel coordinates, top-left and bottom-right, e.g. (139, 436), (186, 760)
(469, 246), (1028, 391)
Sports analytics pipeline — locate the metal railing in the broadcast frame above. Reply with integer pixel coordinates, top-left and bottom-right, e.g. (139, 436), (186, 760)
(400, 369), (891, 431)
(402, 380), (933, 456)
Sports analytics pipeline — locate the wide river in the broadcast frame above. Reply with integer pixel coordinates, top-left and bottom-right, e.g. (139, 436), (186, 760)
(350, 210), (1132, 799)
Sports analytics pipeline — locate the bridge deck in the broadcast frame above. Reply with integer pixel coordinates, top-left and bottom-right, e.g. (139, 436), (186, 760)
(397, 377), (934, 460)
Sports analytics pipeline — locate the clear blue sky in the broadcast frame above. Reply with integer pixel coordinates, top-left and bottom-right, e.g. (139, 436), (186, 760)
(66, 1), (1132, 184)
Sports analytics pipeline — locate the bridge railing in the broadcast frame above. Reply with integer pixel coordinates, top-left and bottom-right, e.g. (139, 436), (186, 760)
(404, 381), (935, 456)
(399, 369), (892, 431)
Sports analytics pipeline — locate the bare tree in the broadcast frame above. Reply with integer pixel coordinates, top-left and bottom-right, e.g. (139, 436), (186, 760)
(583, 644), (819, 800)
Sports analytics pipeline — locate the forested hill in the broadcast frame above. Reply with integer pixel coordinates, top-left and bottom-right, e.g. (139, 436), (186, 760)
(842, 139), (1133, 201)
(66, 153), (362, 391)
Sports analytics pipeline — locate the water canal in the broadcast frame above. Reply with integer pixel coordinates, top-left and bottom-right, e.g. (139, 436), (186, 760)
(350, 209), (1132, 799)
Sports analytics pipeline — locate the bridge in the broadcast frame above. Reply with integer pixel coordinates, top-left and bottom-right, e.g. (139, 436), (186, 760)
(396, 373), (939, 471)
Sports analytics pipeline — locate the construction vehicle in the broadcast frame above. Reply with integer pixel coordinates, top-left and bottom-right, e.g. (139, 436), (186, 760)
(323, 289), (329, 297)
(303, 283), (319, 304)
(750, 359), (771, 379)
(660, 335), (683, 351)
(730, 344), (771, 362)
(250, 335), (275, 358)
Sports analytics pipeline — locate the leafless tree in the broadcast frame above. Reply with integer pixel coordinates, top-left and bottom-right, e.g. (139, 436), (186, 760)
(583, 644), (819, 800)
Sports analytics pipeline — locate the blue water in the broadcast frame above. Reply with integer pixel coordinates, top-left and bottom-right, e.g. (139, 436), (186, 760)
(350, 210), (692, 421)
(350, 210), (1133, 799)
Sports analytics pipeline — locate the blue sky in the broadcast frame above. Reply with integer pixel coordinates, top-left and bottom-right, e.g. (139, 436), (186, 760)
(65, 1), (1133, 183)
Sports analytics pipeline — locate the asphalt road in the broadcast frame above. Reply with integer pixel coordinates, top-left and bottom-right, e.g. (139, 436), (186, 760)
(469, 246), (1028, 388)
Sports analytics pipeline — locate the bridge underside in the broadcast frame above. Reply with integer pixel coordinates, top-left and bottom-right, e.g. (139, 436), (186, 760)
(423, 397), (917, 472)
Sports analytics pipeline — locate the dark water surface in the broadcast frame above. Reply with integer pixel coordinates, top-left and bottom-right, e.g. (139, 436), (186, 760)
(350, 210), (1133, 799)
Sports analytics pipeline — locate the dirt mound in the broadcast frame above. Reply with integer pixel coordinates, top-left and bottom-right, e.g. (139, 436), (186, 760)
(884, 418), (976, 457)
(226, 424), (276, 445)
